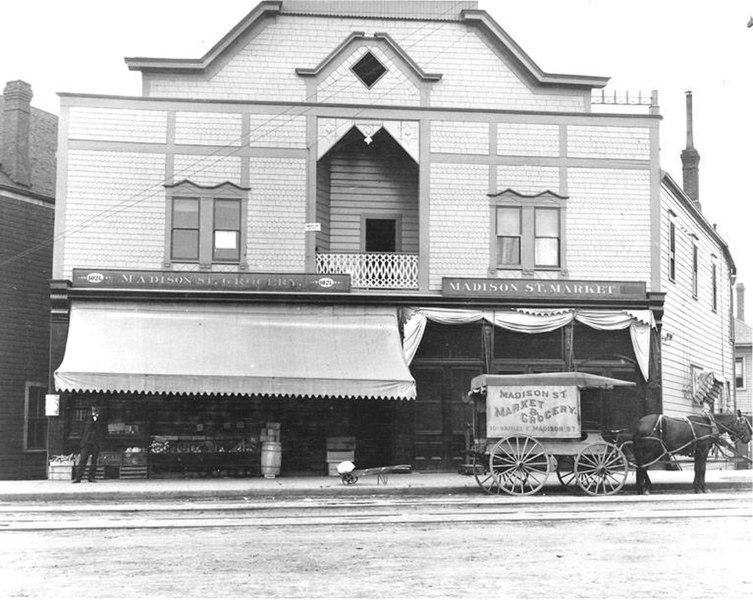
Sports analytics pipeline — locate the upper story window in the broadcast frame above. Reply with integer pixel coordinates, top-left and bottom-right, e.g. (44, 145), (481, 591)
(534, 208), (560, 268)
(165, 181), (249, 268)
(711, 261), (718, 311)
(490, 190), (567, 274)
(24, 383), (47, 451)
(352, 51), (387, 88)
(692, 243), (699, 298)
(668, 219), (676, 281)
(496, 207), (521, 266)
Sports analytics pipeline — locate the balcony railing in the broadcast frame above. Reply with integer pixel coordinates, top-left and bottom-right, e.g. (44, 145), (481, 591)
(316, 252), (419, 289)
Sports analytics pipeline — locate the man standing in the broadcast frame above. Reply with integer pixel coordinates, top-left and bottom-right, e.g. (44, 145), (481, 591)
(73, 405), (106, 483)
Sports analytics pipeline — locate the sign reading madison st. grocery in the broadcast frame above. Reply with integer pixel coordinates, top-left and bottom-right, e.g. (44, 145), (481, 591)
(486, 385), (581, 438)
(442, 278), (646, 300)
(71, 269), (351, 293)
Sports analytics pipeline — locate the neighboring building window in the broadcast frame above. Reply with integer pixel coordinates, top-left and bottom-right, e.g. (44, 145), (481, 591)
(692, 243), (698, 298)
(496, 207), (521, 266)
(736, 357), (745, 390)
(668, 220), (676, 281)
(165, 181), (249, 267)
(352, 51), (387, 88)
(25, 383), (47, 451)
(490, 190), (567, 273)
(711, 262), (718, 311)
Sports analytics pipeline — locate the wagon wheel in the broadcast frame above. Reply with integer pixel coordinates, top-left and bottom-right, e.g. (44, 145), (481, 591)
(555, 455), (577, 487)
(470, 452), (500, 494)
(340, 472), (358, 485)
(574, 442), (628, 496)
(489, 436), (551, 496)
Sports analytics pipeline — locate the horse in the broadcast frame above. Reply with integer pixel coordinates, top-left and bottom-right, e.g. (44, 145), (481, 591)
(632, 410), (752, 495)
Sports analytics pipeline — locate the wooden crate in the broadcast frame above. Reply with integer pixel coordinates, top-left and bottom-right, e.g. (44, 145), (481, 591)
(47, 463), (74, 480)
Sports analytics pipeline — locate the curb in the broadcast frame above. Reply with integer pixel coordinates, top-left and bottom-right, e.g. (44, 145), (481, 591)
(1, 478), (750, 504)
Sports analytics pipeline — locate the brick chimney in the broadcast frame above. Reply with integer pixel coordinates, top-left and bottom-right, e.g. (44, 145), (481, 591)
(737, 283), (746, 322)
(1, 80), (33, 187)
(681, 90), (701, 211)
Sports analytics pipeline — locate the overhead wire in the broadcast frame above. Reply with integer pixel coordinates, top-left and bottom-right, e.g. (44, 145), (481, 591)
(0, 1), (474, 269)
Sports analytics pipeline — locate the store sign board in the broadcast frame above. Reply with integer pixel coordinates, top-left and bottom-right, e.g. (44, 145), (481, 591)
(442, 278), (645, 300)
(486, 385), (580, 439)
(71, 269), (351, 293)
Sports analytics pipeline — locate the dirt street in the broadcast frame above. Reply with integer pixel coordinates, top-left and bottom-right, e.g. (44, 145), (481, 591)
(0, 510), (750, 599)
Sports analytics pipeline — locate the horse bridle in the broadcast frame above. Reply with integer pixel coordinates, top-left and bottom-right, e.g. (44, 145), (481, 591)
(717, 415), (752, 443)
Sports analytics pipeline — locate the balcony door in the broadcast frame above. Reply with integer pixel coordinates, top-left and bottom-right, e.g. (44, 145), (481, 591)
(365, 218), (397, 252)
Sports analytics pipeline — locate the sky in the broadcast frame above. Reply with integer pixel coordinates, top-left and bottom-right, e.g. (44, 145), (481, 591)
(2, 0), (751, 318)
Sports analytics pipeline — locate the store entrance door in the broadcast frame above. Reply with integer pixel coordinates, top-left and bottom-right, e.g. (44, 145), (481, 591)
(412, 365), (480, 472)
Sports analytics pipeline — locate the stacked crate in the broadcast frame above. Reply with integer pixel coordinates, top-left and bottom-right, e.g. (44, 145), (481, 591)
(121, 448), (148, 479)
(326, 436), (356, 476)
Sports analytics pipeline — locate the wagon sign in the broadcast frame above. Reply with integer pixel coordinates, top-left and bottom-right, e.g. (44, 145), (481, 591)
(486, 385), (580, 439)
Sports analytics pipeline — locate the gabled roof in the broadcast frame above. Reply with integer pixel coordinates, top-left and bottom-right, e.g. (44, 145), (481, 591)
(736, 318), (752, 347)
(295, 32), (442, 82)
(125, 1), (283, 73)
(461, 10), (608, 89)
(124, 0), (609, 90)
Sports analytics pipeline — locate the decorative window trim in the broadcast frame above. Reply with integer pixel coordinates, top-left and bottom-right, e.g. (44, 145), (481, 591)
(24, 382), (47, 452)
(164, 180), (250, 270)
(488, 189), (567, 275)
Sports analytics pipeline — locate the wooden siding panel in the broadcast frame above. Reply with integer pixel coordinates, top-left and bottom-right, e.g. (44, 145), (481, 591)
(659, 184), (734, 416)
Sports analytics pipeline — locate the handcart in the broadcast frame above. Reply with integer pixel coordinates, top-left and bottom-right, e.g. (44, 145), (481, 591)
(338, 462), (412, 485)
(467, 372), (635, 496)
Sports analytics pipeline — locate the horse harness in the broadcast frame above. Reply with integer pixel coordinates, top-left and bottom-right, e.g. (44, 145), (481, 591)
(643, 414), (721, 466)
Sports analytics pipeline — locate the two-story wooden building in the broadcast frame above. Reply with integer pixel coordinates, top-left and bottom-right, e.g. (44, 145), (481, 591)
(47, 1), (736, 477)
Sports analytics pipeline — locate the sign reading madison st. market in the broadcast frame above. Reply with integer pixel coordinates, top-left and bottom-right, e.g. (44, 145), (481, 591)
(442, 277), (646, 300)
(71, 269), (351, 293)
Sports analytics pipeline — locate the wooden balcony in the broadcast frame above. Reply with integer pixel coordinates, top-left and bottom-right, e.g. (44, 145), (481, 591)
(316, 252), (418, 290)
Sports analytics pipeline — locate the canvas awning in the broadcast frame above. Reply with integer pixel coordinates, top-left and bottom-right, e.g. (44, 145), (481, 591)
(54, 302), (416, 400)
(470, 372), (635, 394)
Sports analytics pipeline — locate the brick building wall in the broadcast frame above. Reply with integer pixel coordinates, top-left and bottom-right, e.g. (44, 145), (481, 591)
(0, 192), (54, 478)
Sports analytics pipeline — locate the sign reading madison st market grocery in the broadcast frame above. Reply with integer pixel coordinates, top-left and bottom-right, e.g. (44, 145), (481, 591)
(442, 277), (646, 300)
(71, 269), (351, 293)
(486, 385), (581, 438)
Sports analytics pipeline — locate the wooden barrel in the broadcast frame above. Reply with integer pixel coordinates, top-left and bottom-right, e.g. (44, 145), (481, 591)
(260, 442), (282, 478)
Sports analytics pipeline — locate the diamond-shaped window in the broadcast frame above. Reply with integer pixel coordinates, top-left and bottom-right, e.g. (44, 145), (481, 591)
(352, 52), (387, 89)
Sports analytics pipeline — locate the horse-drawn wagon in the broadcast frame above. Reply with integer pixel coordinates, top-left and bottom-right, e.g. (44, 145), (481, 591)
(466, 372), (636, 496)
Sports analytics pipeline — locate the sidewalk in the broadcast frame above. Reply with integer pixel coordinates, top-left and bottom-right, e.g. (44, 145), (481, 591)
(0, 468), (750, 503)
